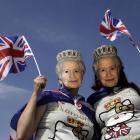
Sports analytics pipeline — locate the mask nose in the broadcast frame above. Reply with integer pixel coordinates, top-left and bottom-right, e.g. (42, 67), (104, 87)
(106, 69), (112, 76)
(69, 71), (75, 78)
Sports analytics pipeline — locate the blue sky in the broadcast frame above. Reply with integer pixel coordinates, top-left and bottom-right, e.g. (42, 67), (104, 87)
(0, 0), (140, 139)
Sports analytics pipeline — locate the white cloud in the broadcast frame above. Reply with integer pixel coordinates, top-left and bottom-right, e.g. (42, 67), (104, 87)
(35, 27), (77, 43)
(15, 18), (77, 44)
(0, 83), (30, 100)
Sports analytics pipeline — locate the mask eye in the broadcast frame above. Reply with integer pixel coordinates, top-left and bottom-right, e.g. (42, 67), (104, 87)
(99, 69), (105, 72)
(64, 70), (69, 73)
(110, 66), (116, 71)
(75, 69), (80, 73)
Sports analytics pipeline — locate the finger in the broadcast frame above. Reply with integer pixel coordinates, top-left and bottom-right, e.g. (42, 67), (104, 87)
(38, 75), (47, 81)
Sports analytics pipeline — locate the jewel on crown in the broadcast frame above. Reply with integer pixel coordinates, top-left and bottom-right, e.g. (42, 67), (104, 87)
(56, 49), (82, 62)
(93, 45), (117, 61)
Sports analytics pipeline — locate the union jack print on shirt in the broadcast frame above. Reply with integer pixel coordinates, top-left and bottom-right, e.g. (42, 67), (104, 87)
(100, 9), (131, 41)
(0, 35), (33, 80)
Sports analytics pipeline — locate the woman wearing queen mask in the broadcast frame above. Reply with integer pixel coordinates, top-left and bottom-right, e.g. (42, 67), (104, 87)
(16, 49), (98, 140)
(87, 45), (140, 140)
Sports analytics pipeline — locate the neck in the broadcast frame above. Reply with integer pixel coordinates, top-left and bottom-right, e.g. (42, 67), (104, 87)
(64, 87), (79, 97)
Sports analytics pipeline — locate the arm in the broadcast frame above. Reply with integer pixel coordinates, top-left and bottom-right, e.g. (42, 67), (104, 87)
(16, 76), (47, 140)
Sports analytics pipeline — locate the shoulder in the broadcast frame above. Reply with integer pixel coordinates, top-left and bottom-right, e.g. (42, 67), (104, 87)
(128, 82), (140, 93)
(37, 89), (65, 105)
(87, 88), (109, 106)
(119, 82), (140, 95)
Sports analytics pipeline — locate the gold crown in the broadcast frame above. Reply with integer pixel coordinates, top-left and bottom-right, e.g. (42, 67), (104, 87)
(93, 45), (117, 61)
(56, 49), (82, 62)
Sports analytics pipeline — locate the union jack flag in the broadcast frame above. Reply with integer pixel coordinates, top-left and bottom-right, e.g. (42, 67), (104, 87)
(106, 123), (131, 139)
(0, 35), (33, 80)
(100, 9), (131, 41)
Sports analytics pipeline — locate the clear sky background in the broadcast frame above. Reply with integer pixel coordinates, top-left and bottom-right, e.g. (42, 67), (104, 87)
(0, 0), (140, 139)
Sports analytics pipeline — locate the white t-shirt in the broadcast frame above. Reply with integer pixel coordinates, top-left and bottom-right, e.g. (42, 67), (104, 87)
(36, 101), (94, 140)
(95, 87), (140, 140)
(35, 88), (95, 140)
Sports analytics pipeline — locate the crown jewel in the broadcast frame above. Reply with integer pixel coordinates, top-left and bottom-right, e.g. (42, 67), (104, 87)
(93, 45), (117, 61)
(56, 49), (82, 62)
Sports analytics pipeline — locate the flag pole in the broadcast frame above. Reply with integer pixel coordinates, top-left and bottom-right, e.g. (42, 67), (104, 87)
(128, 36), (140, 54)
(23, 36), (41, 76)
(30, 49), (42, 76)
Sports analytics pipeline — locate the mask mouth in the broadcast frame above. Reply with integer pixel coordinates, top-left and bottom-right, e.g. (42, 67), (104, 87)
(105, 78), (115, 81)
(69, 80), (78, 82)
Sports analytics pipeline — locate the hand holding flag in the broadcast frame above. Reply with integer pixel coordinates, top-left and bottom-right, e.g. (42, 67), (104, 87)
(100, 9), (140, 54)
